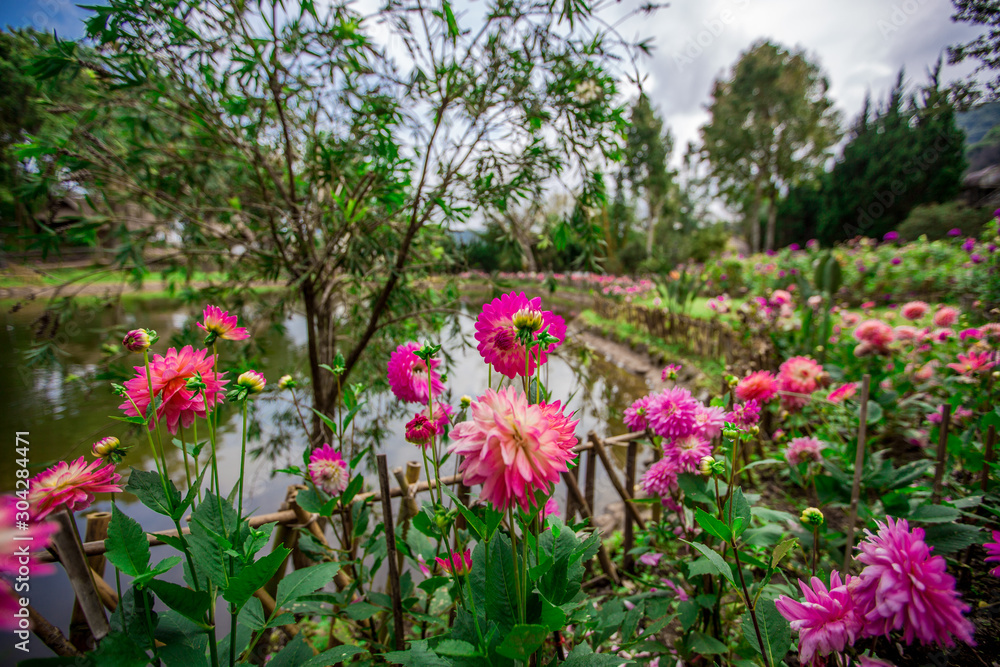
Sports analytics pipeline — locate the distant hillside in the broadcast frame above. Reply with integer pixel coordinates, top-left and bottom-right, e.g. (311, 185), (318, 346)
(957, 102), (1000, 145)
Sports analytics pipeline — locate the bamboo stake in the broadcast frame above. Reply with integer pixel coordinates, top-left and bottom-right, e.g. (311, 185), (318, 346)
(590, 433), (646, 531)
(376, 454), (405, 651)
(70, 511), (111, 651)
(51, 510), (109, 640)
(932, 404), (952, 504)
(585, 443), (597, 516)
(566, 464), (579, 522)
(842, 374), (871, 575)
(623, 441), (638, 573)
(29, 605), (81, 657)
(982, 425), (996, 492)
(562, 470), (620, 586)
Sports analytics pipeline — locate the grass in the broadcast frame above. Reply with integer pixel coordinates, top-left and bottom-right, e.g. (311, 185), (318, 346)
(0, 264), (229, 288)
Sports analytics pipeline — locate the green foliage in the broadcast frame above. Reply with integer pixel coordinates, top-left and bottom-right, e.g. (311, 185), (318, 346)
(897, 202), (993, 241)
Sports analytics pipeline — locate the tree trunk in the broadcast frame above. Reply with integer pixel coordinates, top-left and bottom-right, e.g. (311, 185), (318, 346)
(302, 279), (335, 445)
(746, 181), (763, 255)
(764, 189), (778, 252)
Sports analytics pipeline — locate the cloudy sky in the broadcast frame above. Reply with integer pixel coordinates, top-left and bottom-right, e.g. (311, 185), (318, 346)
(1, 0), (985, 166)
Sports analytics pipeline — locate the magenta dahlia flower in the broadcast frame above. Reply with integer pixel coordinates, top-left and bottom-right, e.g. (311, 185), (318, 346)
(647, 387), (700, 439)
(418, 402), (454, 436)
(308, 443), (350, 496)
(692, 404), (726, 439)
(984, 530), (1000, 577)
(27, 457), (123, 520)
(641, 457), (679, 497)
(405, 414), (435, 447)
(624, 395), (653, 432)
(933, 307), (959, 328)
(119, 345), (227, 434)
(827, 383), (857, 404)
(947, 349), (996, 375)
(474, 292), (566, 378)
(726, 400), (761, 429)
(775, 570), (863, 666)
(777, 356), (824, 411)
(735, 370), (778, 403)
(784, 436), (825, 465)
(386, 342), (445, 404)
(197, 305), (250, 341)
(664, 434), (713, 473)
(543, 497), (560, 518)
(901, 301), (929, 321)
(448, 387), (578, 512)
(854, 517), (975, 647)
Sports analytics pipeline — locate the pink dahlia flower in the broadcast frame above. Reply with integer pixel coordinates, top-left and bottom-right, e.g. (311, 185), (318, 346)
(900, 301), (929, 321)
(27, 457), (122, 520)
(775, 570), (863, 666)
(474, 292), (566, 378)
(0, 498), (57, 577)
(784, 436), (825, 465)
(387, 342), (445, 404)
(933, 306), (959, 328)
(641, 457), (679, 497)
(893, 325), (918, 342)
(853, 320), (894, 354)
(984, 530), (1000, 577)
(947, 349), (996, 375)
(692, 404), (727, 439)
(853, 517), (975, 647)
(664, 434), (713, 473)
(827, 383), (857, 404)
(119, 345), (227, 434)
(405, 414), (435, 447)
(197, 305), (250, 341)
(735, 371), (778, 404)
(309, 443), (350, 496)
(623, 395), (653, 432)
(418, 402), (453, 436)
(727, 400), (761, 429)
(543, 497), (560, 518)
(777, 356), (824, 411)
(436, 549), (472, 576)
(448, 387), (578, 512)
(959, 328), (983, 341)
(647, 387), (701, 439)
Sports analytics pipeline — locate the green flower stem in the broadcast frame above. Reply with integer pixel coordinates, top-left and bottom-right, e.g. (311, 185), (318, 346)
(200, 387), (224, 524)
(207, 586), (221, 667)
(729, 536), (770, 667)
(812, 525), (820, 577)
(425, 362), (443, 507)
(507, 507), (524, 626)
(110, 492), (122, 602)
(179, 424), (193, 493)
(238, 399), (248, 520)
(141, 350), (170, 478)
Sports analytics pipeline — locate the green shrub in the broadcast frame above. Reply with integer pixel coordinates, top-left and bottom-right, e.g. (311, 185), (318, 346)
(896, 202), (993, 241)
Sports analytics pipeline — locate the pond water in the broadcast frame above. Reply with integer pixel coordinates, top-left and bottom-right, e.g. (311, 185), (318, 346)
(0, 290), (652, 662)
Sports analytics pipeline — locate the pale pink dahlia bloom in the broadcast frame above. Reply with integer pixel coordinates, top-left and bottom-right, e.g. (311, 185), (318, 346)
(900, 301), (929, 321)
(448, 387), (578, 512)
(641, 458), (679, 497)
(827, 382), (857, 403)
(853, 319), (894, 355)
(119, 345), (227, 434)
(543, 497), (560, 518)
(197, 305), (250, 341)
(853, 517), (975, 647)
(777, 356), (824, 411)
(947, 349), (996, 375)
(784, 436), (825, 465)
(386, 342), (445, 404)
(308, 443), (350, 496)
(775, 570), (863, 666)
(984, 530), (1000, 577)
(664, 434), (713, 473)
(933, 306), (959, 328)
(474, 292), (566, 378)
(27, 457), (123, 520)
(647, 387), (700, 439)
(692, 404), (727, 439)
(624, 395), (653, 432)
(735, 370), (778, 403)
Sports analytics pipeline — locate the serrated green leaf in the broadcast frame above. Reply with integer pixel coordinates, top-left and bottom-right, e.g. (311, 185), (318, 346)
(276, 561), (342, 609)
(771, 538), (798, 570)
(125, 468), (180, 517)
(147, 580), (210, 625)
(695, 507), (732, 542)
(741, 599), (790, 666)
(105, 505), (150, 577)
(222, 548), (289, 609)
(434, 639), (477, 657)
(497, 624), (548, 661)
(684, 541), (735, 591)
(300, 646), (367, 666)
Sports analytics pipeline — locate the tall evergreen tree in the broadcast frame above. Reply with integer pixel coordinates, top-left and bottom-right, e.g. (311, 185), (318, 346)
(623, 92), (673, 256)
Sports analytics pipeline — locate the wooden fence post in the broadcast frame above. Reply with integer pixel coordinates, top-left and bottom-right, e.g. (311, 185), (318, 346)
(585, 445), (597, 517)
(52, 510), (109, 641)
(70, 511), (112, 651)
(376, 454), (405, 651)
(983, 425), (996, 492)
(562, 470), (621, 586)
(932, 405), (952, 504)
(623, 441), (638, 572)
(590, 433), (647, 531)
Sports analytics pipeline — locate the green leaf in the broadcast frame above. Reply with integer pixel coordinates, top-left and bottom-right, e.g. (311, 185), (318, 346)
(741, 599), (791, 666)
(105, 505), (150, 577)
(300, 646), (367, 666)
(771, 538), (798, 570)
(923, 523), (982, 554)
(275, 561), (342, 609)
(723, 487), (752, 537)
(442, 486), (487, 539)
(385, 640), (452, 666)
(434, 639), (478, 657)
(133, 555), (182, 587)
(91, 631), (150, 667)
(684, 541), (735, 591)
(695, 508), (732, 542)
(689, 631), (728, 655)
(497, 624), (548, 661)
(561, 642), (628, 666)
(222, 548), (289, 609)
(909, 504), (961, 524)
(125, 468), (181, 517)
(267, 636), (315, 667)
(470, 533), (517, 633)
(240, 597), (266, 632)
(863, 400), (883, 425)
(344, 601), (382, 620)
(678, 599), (699, 632)
(146, 579), (211, 623)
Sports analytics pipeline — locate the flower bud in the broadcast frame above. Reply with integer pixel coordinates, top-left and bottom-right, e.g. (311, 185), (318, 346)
(460, 395), (472, 409)
(800, 507), (824, 527)
(405, 414), (434, 447)
(512, 308), (544, 332)
(92, 436), (121, 459)
(278, 374), (296, 390)
(122, 329), (155, 353)
(699, 456), (715, 476)
(237, 370), (267, 395)
(185, 373), (207, 393)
